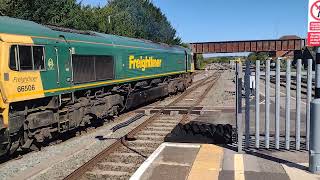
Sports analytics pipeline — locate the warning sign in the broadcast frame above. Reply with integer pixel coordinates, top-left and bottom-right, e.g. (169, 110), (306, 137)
(308, 0), (320, 46)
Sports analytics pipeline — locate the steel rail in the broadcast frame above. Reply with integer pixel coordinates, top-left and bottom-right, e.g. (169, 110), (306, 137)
(64, 69), (223, 180)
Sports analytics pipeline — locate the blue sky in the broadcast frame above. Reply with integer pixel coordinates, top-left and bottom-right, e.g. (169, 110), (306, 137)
(81, 0), (308, 43)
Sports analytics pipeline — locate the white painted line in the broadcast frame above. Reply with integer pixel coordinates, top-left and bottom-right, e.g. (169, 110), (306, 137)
(130, 143), (167, 180)
(259, 82), (306, 105)
(130, 143), (200, 180)
(260, 100), (266, 105)
(165, 142), (201, 148)
(234, 154), (245, 180)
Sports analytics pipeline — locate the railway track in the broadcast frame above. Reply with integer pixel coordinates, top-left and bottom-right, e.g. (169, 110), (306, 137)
(261, 76), (312, 96)
(64, 70), (224, 180)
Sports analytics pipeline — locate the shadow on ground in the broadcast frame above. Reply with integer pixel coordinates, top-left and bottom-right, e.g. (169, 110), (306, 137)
(165, 121), (309, 171)
(164, 121), (234, 145)
(223, 137), (309, 171)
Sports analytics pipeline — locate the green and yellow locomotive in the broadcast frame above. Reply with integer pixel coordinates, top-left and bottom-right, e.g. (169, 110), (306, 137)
(0, 16), (194, 156)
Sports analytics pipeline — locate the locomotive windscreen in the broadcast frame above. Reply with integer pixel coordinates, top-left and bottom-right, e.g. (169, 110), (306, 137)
(72, 55), (114, 84)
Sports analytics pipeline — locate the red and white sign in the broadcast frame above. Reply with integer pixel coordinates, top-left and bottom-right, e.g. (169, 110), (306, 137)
(308, 0), (320, 46)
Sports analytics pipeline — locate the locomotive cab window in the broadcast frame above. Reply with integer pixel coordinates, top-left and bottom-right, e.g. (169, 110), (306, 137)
(9, 45), (45, 71)
(33, 46), (45, 70)
(19, 46), (33, 70)
(9, 46), (18, 71)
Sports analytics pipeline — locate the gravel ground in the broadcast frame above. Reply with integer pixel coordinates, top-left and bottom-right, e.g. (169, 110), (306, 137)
(153, 70), (215, 107)
(30, 115), (155, 180)
(174, 75), (217, 107)
(0, 70), (211, 180)
(1, 113), (154, 180)
(0, 68), (231, 180)
(199, 69), (236, 107)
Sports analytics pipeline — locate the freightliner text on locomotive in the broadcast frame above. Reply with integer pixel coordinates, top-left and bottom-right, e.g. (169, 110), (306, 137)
(0, 16), (195, 156)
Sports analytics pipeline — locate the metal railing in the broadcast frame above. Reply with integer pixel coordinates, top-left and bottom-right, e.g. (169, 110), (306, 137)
(236, 58), (313, 151)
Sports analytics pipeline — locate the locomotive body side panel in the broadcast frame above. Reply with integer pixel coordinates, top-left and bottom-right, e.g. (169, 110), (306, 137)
(0, 16), (194, 156)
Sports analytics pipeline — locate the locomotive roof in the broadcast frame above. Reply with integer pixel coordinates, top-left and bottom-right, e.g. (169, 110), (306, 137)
(0, 16), (188, 53)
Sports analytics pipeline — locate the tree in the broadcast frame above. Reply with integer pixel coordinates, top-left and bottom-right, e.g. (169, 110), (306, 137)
(248, 52), (269, 62)
(0, 0), (81, 27)
(196, 54), (205, 69)
(248, 53), (257, 62)
(0, 0), (182, 45)
(101, 0), (181, 45)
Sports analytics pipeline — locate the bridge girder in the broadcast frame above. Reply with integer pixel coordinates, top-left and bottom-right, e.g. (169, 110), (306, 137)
(190, 39), (306, 54)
